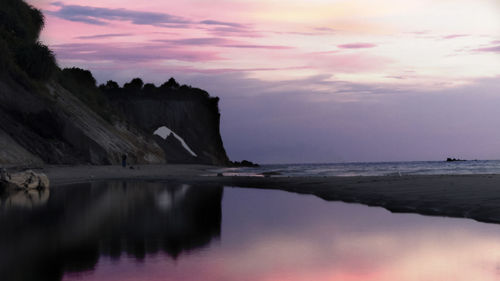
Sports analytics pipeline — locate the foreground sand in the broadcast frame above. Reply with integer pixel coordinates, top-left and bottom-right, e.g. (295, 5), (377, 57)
(43, 165), (500, 224)
(43, 164), (217, 185)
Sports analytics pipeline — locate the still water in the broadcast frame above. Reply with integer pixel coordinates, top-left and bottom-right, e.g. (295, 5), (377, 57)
(1, 181), (500, 281)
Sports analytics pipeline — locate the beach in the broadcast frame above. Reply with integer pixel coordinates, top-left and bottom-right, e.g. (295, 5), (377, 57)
(42, 164), (216, 185)
(41, 164), (500, 225)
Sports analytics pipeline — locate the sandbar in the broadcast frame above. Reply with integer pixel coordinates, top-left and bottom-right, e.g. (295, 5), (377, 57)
(42, 165), (500, 225)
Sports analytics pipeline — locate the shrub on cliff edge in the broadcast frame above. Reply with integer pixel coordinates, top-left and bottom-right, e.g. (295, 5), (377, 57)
(0, 0), (57, 81)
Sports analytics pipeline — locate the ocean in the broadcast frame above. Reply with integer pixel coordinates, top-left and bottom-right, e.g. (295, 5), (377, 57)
(215, 160), (500, 177)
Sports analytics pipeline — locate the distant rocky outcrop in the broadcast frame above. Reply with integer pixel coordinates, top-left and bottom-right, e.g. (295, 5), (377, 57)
(261, 171), (282, 177)
(446, 158), (466, 162)
(232, 160), (260, 167)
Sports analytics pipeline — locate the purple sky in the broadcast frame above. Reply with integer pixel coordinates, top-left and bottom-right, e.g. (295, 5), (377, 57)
(29, 0), (500, 163)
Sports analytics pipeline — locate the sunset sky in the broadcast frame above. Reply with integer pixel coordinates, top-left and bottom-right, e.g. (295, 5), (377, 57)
(28, 0), (500, 163)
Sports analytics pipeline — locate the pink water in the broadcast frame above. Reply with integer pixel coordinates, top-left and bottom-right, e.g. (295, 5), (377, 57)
(1, 182), (500, 281)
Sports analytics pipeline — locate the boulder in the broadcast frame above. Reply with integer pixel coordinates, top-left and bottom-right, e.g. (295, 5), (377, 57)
(0, 169), (49, 190)
(261, 171), (282, 178)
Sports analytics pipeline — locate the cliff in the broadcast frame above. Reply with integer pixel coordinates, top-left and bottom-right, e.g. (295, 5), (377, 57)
(0, 72), (165, 165)
(0, 0), (230, 166)
(105, 81), (230, 165)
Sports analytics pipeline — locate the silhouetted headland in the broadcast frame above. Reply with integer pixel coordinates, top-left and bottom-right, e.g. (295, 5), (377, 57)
(446, 158), (466, 162)
(0, 0), (256, 167)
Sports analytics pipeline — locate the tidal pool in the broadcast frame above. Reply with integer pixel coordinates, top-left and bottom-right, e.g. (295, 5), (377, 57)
(1, 181), (500, 281)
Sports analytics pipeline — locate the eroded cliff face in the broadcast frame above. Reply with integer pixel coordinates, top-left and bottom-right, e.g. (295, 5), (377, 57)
(0, 78), (165, 165)
(0, 75), (231, 166)
(109, 89), (230, 165)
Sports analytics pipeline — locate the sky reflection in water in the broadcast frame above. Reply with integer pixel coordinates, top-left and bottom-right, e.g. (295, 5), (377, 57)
(1, 182), (500, 281)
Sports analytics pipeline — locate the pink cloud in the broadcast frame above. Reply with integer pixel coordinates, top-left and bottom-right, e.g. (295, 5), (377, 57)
(224, 44), (292, 50)
(203, 26), (261, 37)
(153, 38), (292, 50)
(442, 34), (468, 40)
(46, 2), (256, 38)
(271, 27), (337, 36)
(338, 43), (377, 49)
(47, 2), (191, 27)
(52, 43), (222, 62)
(314, 27), (337, 33)
(75, 33), (133, 40)
(302, 52), (391, 73)
(385, 75), (406, 80)
(154, 37), (230, 45)
(145, 65), (312, 75)
(407, 30), (431, 35)
(473, 45), (500, 53)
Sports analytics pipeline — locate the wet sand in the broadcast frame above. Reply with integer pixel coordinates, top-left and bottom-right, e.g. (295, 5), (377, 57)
(43, 164), (216, 185)
(43, 165), (500, 224)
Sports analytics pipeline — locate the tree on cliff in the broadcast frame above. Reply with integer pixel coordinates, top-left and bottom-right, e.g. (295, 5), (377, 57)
(100, 80), (120, 91)
(0, 0), (57, 81)
(61, 68), (96, 87)
(58, 67), (114, 121)
(160, 77), (180, 89)
(143, 83), (157, 95)
(124, 78), (144, 93)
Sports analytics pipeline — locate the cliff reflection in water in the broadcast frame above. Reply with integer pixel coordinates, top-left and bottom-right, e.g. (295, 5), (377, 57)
(0, 181), (223, 281)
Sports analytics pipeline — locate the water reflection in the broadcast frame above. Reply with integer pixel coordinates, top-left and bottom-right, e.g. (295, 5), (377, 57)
(2, 183), (500, 281)
(0, 181), (223, 281)
(0, 187), (50, 209)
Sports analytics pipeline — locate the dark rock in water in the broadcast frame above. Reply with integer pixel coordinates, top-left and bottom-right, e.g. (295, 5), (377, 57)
(261, 171), (282, 178)
(446, 158), (466, 162)
(232, 160), (260, 167)
(217, 173), (224, 177)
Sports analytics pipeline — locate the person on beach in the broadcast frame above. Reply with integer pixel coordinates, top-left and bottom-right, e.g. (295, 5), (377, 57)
(121, 154), (127, 168)
(0, 168), (8, 181)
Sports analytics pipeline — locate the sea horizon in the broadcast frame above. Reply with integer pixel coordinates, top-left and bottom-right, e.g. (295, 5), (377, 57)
(220, 159), (500, 177)
(258, 158), (490, 166)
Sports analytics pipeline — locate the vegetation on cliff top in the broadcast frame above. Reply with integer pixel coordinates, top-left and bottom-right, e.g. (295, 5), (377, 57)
(56, 66), (221, 121)
(99, 77), (220, 112)
(0, 0), (57, 83)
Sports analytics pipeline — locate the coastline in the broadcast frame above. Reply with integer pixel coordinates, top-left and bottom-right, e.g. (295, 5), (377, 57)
(42, 164), (500, 225)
